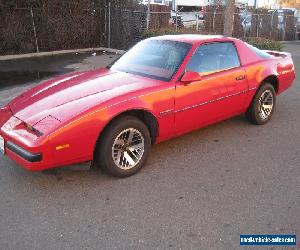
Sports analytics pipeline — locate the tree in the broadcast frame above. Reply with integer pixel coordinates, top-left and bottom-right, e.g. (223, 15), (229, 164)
(277, 0), (300, 9)
(223, 0), (235, 37)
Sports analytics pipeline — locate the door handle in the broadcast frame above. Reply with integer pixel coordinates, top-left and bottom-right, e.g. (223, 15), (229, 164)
(236, 75), (246, 81)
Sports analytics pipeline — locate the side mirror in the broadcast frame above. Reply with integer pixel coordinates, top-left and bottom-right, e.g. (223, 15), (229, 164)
(181, 71), (202, 84)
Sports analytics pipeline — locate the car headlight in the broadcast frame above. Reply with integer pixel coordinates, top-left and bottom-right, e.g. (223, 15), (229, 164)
(33, 115), (61, 134)
(24, 123), (43, 137)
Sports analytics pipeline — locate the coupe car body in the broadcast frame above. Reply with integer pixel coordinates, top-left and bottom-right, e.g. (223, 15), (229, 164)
(0, 35), (295, 175)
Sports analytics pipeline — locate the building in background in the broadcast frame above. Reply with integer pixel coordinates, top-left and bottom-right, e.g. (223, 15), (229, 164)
(171, 0), (257, 10)
(141, 0), (300, 10)
(258, 0), (277, 8)
(141, 0), (170, 6)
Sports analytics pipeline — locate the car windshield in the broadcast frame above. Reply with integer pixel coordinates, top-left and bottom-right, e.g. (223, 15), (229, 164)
(110, 40), (192, 81)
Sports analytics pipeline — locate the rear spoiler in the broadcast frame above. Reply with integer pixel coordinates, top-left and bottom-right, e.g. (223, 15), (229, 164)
(263, 50), (292, 58)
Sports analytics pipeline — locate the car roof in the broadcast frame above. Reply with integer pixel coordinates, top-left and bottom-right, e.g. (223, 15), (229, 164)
(148, 34), (236, 45)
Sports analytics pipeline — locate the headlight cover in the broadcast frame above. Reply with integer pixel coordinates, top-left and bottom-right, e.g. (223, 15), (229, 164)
(33, 115), (61, 134)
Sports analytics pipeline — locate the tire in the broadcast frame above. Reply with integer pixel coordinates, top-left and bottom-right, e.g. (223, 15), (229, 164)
(95, 115), (151, 177)
(246, 82), (276, 125)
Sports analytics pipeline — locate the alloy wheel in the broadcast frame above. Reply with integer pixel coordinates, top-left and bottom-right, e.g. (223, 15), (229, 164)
(112, 128), (145, 170)
(258, 90), (274, 120)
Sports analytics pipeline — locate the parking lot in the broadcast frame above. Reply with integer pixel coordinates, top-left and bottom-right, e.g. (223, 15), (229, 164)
(0, 43), (299, 249)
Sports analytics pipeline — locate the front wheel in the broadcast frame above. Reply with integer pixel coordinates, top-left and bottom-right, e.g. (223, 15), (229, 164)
(246, 82), (276, 125)
(95, 115), (151, 177)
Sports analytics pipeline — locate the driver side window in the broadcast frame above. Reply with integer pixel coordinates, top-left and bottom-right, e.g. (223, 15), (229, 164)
(186, 42), (241, 75)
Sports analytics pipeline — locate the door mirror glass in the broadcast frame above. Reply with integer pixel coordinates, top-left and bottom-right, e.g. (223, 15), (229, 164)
(181, 71), (202, 83)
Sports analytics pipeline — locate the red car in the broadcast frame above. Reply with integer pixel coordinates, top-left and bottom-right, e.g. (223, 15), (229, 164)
(0, 35), (295, 177)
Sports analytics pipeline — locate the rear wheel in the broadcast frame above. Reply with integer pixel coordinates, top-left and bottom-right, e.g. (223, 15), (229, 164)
(246, 82), (276, 125)
(95, 115), (151, 177)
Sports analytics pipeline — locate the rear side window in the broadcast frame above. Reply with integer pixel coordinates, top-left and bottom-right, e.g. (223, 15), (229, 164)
(186, 42), (241, 74)
(246, 43), (274, 59)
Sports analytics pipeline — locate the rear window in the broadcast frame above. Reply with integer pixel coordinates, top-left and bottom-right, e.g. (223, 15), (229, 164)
(246, 43), (274, 59)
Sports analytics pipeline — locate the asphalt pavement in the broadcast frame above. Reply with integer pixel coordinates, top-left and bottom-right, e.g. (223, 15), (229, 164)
(0, 44), (299, 250)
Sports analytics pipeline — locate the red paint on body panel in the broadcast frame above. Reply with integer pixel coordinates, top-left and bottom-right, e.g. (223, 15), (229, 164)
(0, 35), (295, 171)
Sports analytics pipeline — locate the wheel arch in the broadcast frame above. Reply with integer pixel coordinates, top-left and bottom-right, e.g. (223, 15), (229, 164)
(261, 75), (279, 93)
(97, 109), (159, 146)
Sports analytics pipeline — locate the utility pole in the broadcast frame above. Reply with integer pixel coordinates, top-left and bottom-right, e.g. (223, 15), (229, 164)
(223, 0), (235, 36)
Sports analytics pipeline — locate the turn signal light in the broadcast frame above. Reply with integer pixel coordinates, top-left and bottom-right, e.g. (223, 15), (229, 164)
(56, 144), (70, 151)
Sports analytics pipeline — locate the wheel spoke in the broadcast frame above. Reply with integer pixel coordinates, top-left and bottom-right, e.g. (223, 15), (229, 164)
(129, 142), (143, 151)
(128, 147), (141, 157)
(123, 151), (136, 166)
(263, 92), (271, 102)
(127, 129), (135, 142)
(263, 104), (273, 110)
(260, 108), (266, 119)
(113, 138), (125, 148)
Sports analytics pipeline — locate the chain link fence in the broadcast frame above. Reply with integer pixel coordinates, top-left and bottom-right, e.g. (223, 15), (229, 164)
(201, 12), (296, 41)
(0, 0), (148, 55)
(0, 1), (298, 56)
(146, 11), (297, 39)
(0, 1), (106, 55)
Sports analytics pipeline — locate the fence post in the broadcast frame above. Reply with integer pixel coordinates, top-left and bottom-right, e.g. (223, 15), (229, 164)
(147, 0), (150, 30)
(175, 11), (178, 31)
(233, 13), (235, 37)
(108, 1), (111, 48)
(30, 7), (39, 53)
(283, 15), (286, 41)
(212, 12), (215, 33)
(270, 13), (273, 39)
(295, 16), (298, 40)
(243, 15), (246, 38)
(104, 4), (107, 44)
(196, 14), (199, 31)
(256, 14), (259, 38)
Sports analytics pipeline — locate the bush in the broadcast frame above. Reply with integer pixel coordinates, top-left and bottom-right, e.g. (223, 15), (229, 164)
(142, 28), (201, 39)
(241, 37), (283, 51)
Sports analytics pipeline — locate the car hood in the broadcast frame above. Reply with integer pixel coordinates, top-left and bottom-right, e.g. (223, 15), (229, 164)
(9, 69), (158, 130)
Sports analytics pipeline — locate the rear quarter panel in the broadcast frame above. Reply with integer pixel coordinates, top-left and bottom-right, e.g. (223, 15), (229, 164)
(276, 56), (295, 94)
(235, 39), (295, 108)
(244, 57), (295, 92)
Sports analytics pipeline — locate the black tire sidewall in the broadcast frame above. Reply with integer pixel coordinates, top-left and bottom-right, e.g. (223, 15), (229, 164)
(96, 116), (151, 177)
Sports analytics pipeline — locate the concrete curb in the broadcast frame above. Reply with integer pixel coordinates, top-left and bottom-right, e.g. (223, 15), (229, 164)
(0, 47), (125, 61)
(281, 40), (300, 44)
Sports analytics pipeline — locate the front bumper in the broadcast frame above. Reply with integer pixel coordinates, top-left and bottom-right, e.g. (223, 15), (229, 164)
(2, 135), (90, 171)
(1, 108), (94, 171)
(6, 141), (42, 163)
(0, 112), (47, 171)
(1, 134), (49, 171)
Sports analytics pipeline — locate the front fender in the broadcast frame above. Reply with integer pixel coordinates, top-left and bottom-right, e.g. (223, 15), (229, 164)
(45, 86), (175, 163)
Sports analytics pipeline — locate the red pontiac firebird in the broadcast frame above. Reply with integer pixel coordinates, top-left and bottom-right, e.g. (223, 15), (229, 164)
(0, 35), (295, 177)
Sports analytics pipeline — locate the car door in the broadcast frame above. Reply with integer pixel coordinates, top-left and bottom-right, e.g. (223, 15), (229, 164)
(174, 41), (248, 135)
